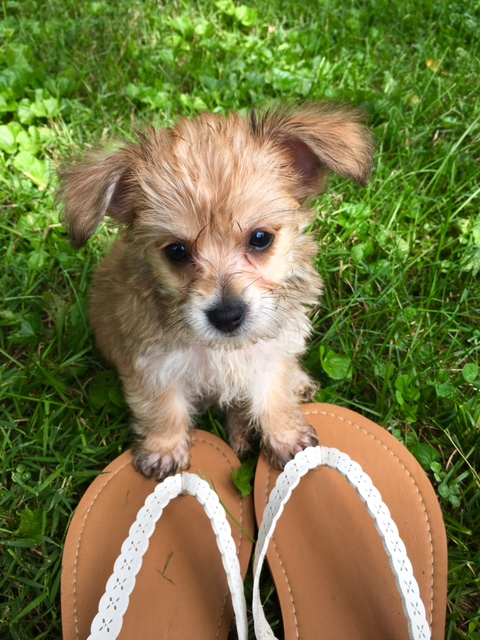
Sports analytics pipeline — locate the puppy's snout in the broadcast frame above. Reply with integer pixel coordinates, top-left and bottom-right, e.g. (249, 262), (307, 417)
(206, 298), (246, 334)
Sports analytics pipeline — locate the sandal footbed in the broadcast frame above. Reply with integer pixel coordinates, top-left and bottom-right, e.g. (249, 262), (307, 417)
(62, 430), (255, 640)
(254, 403), (448, 640)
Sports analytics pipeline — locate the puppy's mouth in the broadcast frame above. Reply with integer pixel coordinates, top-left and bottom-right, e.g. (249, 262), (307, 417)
(183, 295), (278, 348)
(205, 297), (247, 336)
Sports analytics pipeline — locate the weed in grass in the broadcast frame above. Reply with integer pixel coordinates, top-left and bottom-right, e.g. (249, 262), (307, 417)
(1, 1), (479, 638)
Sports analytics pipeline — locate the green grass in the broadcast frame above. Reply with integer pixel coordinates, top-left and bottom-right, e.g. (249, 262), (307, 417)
(1, 0), (479, 637)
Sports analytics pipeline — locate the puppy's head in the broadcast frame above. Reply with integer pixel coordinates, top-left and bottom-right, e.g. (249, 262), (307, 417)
(59, 104), (374, 347)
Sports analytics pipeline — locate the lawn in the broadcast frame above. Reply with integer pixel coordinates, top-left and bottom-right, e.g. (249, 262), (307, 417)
(1, 0), (479, 638)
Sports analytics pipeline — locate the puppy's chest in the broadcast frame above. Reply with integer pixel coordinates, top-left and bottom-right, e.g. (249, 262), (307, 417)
(138, 339), (299, 404)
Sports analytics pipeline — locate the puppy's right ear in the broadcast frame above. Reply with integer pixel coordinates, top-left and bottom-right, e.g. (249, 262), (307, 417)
(58, 149), (134, 248)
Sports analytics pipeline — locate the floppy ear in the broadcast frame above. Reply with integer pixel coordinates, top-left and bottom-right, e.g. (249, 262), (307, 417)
(254, 103), (375, 198)
(58, 148), (135, 248)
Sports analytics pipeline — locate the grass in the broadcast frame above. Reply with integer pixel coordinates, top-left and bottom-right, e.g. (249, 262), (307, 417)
(1, 0), (479, 637)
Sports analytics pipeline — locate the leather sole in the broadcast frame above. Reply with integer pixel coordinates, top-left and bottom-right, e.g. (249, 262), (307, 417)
(254, 403), (447, 640)
(61, 430), (255, 640)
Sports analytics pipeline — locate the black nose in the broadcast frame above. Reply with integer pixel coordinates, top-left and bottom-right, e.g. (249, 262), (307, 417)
(206, 299), (246, 333)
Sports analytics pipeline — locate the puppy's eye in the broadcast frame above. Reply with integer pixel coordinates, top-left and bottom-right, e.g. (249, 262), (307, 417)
(164, 242), (189, 264)
(248, 229), (274, 251)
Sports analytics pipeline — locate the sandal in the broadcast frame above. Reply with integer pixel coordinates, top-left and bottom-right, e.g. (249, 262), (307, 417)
(253, 403), (448, 640)
(63, 404), (448, 639)
(61, 430), (255, 640)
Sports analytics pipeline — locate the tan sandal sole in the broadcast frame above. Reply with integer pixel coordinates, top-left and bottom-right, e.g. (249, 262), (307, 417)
(254, 403), (448, 640)
(62, 430), (255, 640)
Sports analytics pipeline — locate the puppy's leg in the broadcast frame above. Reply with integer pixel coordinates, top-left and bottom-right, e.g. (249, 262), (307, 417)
(123, 377), (194, 480)
(226, 403), (257, 457)
(236, 359), (318, 468)
(293, 369), (319, 402)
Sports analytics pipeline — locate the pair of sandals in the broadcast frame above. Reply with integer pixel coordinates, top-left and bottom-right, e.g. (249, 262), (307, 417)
(62, 404), (448, 639)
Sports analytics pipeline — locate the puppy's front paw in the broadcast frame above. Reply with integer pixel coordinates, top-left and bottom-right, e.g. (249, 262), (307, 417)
(262, 423), (318, 470)
(132, 436), (192, 481)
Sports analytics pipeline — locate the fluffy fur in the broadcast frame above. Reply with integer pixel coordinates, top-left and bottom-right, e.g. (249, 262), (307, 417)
(60, 103), (374, 480)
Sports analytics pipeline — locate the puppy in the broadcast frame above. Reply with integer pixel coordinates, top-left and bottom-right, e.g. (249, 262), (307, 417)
(60, 103), (374, 481)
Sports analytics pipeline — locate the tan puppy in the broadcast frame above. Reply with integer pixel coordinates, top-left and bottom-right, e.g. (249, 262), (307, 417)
(60, 104), (374, 480)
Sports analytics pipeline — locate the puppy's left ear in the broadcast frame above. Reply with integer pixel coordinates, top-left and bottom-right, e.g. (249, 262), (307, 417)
(256, 103), (375, 198)
(58, 147), (135, 249)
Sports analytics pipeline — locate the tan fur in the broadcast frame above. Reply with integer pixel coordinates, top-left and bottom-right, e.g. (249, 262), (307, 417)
(59, 103), (374, 480)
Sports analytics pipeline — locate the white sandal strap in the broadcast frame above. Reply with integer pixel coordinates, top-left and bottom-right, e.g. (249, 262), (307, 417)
(88, 472), (248, 640)
(252, 446), (432, 640)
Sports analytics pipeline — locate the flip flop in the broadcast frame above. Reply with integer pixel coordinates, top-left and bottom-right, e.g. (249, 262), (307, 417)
(62, 430), (255, 640)
(253, 403), (448, 640)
